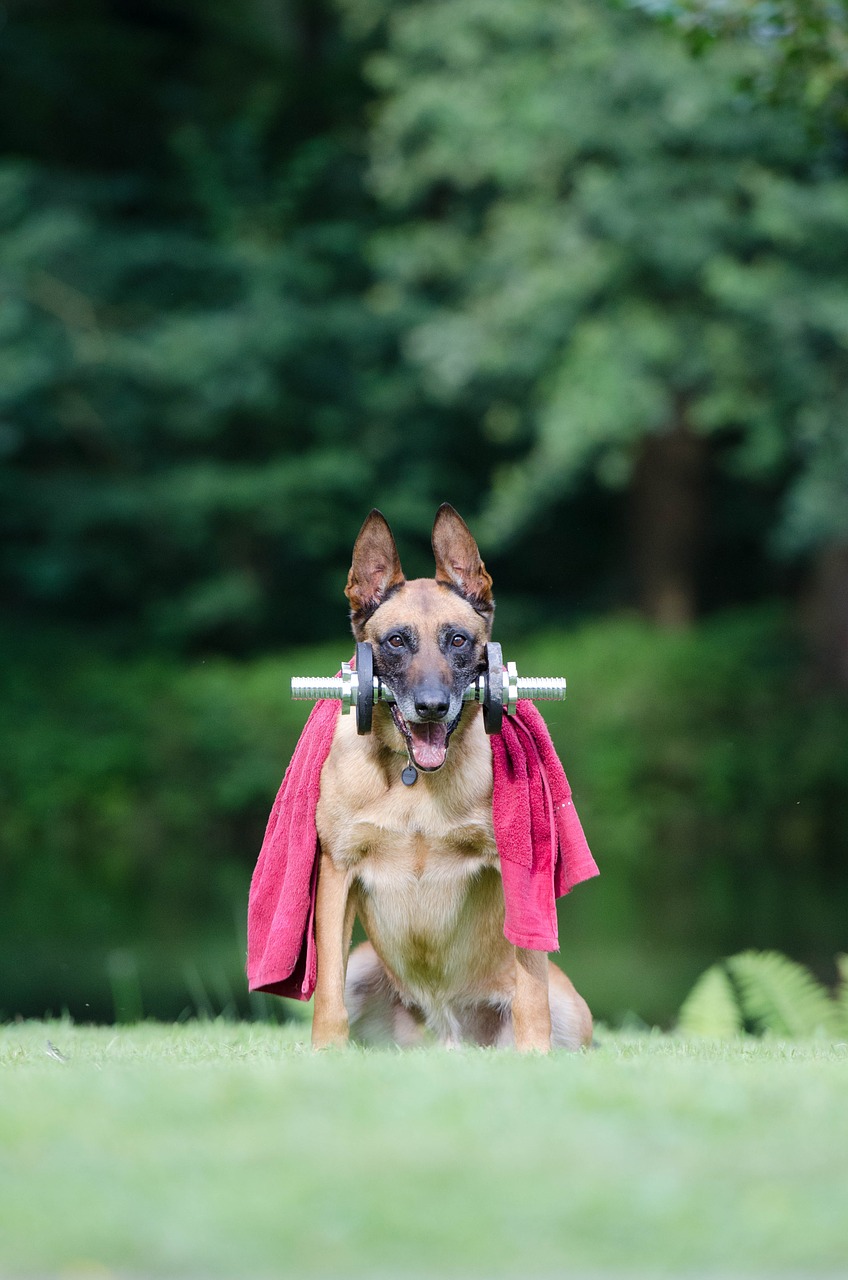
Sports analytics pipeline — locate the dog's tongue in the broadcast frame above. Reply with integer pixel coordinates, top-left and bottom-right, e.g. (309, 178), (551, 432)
(408, 721), (449, 770)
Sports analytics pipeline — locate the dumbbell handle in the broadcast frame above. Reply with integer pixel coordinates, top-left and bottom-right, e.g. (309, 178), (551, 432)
(291, 669), (565, 713)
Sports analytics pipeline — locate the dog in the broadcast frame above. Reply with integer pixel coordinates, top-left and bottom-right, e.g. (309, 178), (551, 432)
(311, 504), (592, 1052)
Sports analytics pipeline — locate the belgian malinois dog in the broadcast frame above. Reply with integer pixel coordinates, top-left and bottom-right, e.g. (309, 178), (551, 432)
(312, 504), (592, 1052)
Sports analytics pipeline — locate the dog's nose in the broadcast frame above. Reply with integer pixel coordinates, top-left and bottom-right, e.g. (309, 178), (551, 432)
(414, 690), (450, 720)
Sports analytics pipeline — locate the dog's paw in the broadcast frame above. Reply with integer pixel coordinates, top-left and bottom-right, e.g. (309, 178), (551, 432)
(515, 1037), (552, 1054)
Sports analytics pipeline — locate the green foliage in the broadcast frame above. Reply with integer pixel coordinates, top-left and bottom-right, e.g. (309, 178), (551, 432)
(836, 952), (848, 1028)
(676, 964), (744, 1037)
(3, 0), (848, 1023)
(354, 0), (848, 558)
(678, 949), (848, 1037)
(0, 1), (438, 651)
(535, 605), (848, 979)
(2, 0), (848, 649)
(630, 0), (848, 127)
(0, 628), (338, 949)
(0, 151), (392, 648)
(729, 948), (842, 1035)
(4, 606), (848, 1021)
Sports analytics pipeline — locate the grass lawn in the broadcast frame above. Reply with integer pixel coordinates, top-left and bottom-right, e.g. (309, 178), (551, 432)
(2, 1019), (847, 1278)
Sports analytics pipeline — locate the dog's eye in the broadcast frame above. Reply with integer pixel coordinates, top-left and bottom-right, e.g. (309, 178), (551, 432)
(450, 634), (467, 649)
(386, 634), (405, 649)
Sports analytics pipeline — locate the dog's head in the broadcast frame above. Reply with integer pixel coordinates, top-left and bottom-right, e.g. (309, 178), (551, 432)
(345, 504), (494, 772)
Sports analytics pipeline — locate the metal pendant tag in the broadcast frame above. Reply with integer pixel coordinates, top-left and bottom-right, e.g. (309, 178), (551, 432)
(401, 765), (418, 787)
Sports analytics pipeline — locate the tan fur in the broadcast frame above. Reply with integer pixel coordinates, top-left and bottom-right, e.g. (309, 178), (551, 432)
(312, 510), (592, 1053)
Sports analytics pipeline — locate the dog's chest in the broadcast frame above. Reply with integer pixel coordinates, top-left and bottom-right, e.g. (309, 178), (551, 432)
(341, 788), (504, 998)
(316, 711), (507, 993)
(333, 782), (498, 883)
(317, 710), (498, 881)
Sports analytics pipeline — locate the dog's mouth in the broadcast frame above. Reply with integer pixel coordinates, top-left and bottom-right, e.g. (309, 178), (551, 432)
(390, 705), (460, 772)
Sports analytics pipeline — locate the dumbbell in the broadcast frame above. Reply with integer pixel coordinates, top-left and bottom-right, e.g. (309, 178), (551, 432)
(291, 641), (566, 735)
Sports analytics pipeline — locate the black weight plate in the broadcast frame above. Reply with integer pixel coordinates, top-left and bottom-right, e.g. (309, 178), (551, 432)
(355, 641), (374, 735)
(483, 640), (503, 735)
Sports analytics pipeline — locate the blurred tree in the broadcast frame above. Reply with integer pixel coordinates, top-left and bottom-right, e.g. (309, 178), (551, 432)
(3, 0), (848, 658)
(629, 0), (848, 128)
(0, 157), (387, 650)
(651, 0), (848, 678)
(347, 0), (848, 639)
(0, 0), (457, 651)
(630, 0), (848, 678)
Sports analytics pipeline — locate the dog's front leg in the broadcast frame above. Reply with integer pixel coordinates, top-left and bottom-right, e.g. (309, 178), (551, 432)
(512, 947), (552, 1053)
(312, 851), (354, 1049)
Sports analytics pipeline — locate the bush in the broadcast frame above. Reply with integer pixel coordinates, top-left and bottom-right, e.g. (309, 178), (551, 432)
(521, 607), (848, 1018)
(3, 606), (847, 1021)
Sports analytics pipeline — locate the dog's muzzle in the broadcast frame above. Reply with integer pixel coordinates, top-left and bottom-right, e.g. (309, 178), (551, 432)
(389, 702), (461, 771)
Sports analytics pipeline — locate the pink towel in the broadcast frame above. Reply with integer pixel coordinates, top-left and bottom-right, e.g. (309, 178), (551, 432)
(491, 702), (599, 950)
(247, 701), (598, 999)
(246, 700), (338, 1000)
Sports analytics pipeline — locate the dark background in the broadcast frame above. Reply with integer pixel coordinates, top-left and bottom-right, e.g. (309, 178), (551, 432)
(2, 0), (847, 1026)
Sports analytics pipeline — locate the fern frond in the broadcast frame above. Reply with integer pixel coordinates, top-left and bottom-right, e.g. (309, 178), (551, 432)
(677, 964), (743, 1038)
(726, 950), (838, 1038)
(833, 954), (848, 1039)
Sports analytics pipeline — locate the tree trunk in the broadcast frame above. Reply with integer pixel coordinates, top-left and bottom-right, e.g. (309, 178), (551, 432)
(630, 409), (707, 628)
(801, 542), (848, 691)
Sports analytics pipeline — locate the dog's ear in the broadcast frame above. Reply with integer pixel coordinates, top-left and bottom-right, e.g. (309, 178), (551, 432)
(345, 509), (406, 636)
(432, 503), (494, 623)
